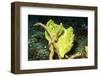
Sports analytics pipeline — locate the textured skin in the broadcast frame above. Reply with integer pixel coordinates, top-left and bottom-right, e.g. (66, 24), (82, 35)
(55, 27), (74, 58)
(45, 19), (74, 59)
